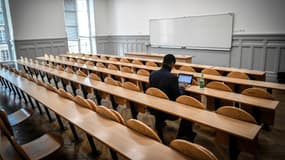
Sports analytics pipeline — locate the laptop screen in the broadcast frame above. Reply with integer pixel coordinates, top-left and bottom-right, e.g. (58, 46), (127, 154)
(178, 73), (193, 85)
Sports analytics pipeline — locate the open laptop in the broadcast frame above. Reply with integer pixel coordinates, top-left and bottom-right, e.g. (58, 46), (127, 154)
(178, 73), (193, 86)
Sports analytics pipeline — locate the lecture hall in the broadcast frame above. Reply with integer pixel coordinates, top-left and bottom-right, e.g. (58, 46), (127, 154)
(0, 0), (285, 160)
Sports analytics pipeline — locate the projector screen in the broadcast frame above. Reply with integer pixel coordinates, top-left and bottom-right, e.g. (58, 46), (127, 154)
(150, 13), (234, 50)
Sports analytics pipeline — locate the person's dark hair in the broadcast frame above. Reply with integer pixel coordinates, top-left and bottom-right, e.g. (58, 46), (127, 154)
(163, 54), (176, 66)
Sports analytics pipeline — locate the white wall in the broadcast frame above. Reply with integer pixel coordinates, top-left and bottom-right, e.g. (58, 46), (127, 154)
(10, 0), (66, 40)
(95, 0), (111, 35)
(95, 0), (285, 35)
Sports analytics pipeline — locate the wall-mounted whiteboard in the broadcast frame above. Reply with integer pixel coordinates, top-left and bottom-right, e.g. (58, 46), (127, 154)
(150, 13), (234, 50)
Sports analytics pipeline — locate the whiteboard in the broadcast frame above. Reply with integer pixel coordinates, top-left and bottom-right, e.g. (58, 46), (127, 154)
(150, 13), (234, 50)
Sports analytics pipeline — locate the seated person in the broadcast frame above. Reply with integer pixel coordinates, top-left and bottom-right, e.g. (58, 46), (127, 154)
(149, 54), (196, 143)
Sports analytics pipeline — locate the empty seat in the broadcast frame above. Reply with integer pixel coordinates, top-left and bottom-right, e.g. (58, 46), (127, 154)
(56, 64), (65, 71)
(109, 57), (119, 61)
(107, 64), (119, 71)
(170, 139), (217, 160)
(58, 88), (74, 100)
(122, 82), (145, 118)
(86, 99), (97, 112)
(69, 58), (76, 63)
(120, 58), (130, 63)
(89, 73), (101, 81)
(215, 106), (257, 155)
(176, 95), (205, 109)
(241, 87), (274, 125)
(91, 54), (99, 59)
(126, 119), (161, 143)
(96, 105), (125, 125)
(96, 62), (105, 68)
(179, 66), (196, 72)
(241, 87), (273, 99)
(0, 111), (64, 160)
(76, 69), (88, 77)
(206, 81), (233, 110)
(176, 95), (213, 134)
(121, 67), (136, 83)
(206, 81), (232, 92)
(0, 108), (33, 127)
(104, 77), (124, 108)
(201, 68), (221, 76)
(227, 71), (250, 80)
(226, 71), (250, 92)
(137, 69), (150, 76)
(85, 61), (95, 66)
(77, 59), (85, 64)
(100, 55), (107, 60)
(132, 59), (143, 65)
(76, 69), (93, 98)
(121, 67), (134, 73)
(216, 106), (257, 123)
(74, 95), (93, 110)
(145, 61), (158, 67)
(145, 87), (175, 141)
(107, 64), (121, 80)
(146, 87), (168, 99)
(45, 82), (59, 93)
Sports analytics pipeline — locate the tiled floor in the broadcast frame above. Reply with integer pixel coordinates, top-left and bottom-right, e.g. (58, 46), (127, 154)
(0, 78), (285, 160)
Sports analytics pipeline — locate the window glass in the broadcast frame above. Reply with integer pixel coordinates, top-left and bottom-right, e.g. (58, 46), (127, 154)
(64, 0), (96, 54)
(0, 0), (13, 62)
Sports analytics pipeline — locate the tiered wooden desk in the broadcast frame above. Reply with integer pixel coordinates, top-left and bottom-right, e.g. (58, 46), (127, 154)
(38, 56), (285, 92)
(17, 61), (261, 143)
(0, 68), (188, 160)
(64, 53), (265, 80)
(22, 59), (280, 127)
(17, 60), (265, 159)
(125, 52), (193, 63)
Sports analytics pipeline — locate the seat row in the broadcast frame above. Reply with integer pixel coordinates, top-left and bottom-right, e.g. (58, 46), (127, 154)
(61, 53), (253, 80)
(63, 52), (265, 80)
(32, 57), (278, 126)
(38, 54), (285, 92)
(0, 63), (218, 160)
(15, 59), (260, 159)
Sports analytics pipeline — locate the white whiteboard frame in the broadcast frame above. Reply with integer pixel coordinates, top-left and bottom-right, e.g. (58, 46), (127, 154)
(149, 13), (234, 51)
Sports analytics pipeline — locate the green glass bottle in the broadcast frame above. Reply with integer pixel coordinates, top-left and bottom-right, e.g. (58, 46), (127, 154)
(199, 73), (205, 89)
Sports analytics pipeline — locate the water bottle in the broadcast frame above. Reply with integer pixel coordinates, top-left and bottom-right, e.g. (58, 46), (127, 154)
(199, 73), (205, 89)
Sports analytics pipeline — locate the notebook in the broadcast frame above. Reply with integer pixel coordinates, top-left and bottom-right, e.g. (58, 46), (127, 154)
(178, 73), (193, 86)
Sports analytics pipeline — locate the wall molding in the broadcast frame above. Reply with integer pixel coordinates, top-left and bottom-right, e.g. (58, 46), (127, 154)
(14, 37), (68, 59)
(95, 34), (285, 82)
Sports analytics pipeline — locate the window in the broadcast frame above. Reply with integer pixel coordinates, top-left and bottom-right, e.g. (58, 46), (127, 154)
(64, 0), (96, 54)
(0, 0), (14, 62)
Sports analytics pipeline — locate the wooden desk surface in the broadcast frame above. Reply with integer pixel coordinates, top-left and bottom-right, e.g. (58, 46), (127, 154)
(62, 54), (265, 80)
(126, 52), (193, 59)
(36, 57), (149, 83)
(185, 85), (279, 110)
(124, 53), (265, 78)
(0, 69), (188, 160)
(64, 53), (265, 78)
(57, 55), (159, 71)
(26, 59), (280, 111)
(17, 61), (261, 140)
(125, 52), (192, 63)
(38, 57), (285, 92)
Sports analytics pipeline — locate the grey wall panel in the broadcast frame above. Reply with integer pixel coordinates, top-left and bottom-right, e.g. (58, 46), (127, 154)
(14, 38), (68, 59)
(279, 48), (285, 72)
(230, 46), (241, 68)
(265, 47), (278, 72)
(241, 47), (253, 69)
(95, 34), (285, 82)
(252, 47), (265, 71)
(44, 47), (52, 55)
